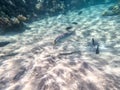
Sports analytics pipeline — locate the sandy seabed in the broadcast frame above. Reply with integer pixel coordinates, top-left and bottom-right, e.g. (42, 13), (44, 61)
(0, 4), (120, 90)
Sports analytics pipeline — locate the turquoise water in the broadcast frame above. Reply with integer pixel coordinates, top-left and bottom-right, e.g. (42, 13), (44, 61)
(0, 1), (120, 90)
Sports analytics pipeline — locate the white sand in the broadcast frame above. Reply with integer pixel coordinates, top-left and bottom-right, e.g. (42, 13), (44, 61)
(0, 4), (120, 90)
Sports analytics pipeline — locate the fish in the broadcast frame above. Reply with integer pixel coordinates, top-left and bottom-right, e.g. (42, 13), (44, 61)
(65, 26), (72, 30)
(0, 41), (10, 47)
(54, 31), (75, 45)
(72, 22), (78, 25)
(78, 11), (83, 15)
(92, 38), (95, 46)
(92, 38), (98, 46)
(87, 38), (100, 54)
(87, 38), (97, 47)
(96, 44), (100, 54)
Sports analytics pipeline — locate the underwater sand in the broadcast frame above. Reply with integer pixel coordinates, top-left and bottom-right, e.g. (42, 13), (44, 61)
(0, 4), (120, 90)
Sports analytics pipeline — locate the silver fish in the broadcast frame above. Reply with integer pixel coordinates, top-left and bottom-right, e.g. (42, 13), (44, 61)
(54, 31), (75, 45)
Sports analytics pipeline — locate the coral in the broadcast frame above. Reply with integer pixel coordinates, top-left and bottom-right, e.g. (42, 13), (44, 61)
(0, 17), (12, 29)
(0, 16), (25, 32)
(0, 0), (117, 32)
